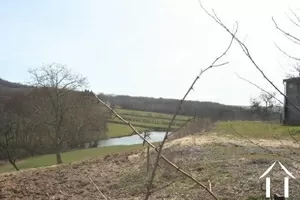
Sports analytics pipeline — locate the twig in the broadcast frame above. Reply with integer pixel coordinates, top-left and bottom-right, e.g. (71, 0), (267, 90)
(143, 20), (236, 200)
(286, 9), (300, 28)
(272, 17), (300, 44)
(230, 125), (273, 154)
(167, 117), (195, 137)
(288, 129), (300, 146)
(230, 125), (300, 171)
(199, 1), (300, 117)
(235, 73), (284, 105)
(150, 178), (182, 193)
(88, 176), (108, 200)
(236, 73), (300, 119)
(273, 135), (297, 155)
(274, 42), (300, 61)
(93, 94), (219, 200)
(208, 180), (212, 192)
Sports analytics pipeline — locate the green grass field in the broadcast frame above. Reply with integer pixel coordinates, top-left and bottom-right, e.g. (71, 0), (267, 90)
(0, 144), (145, 173)
(2, 120), (300, 174)
(107, 123), (147, 138)
(215, 120), (300, 139)
(116, 108), (190, 120)
(0, 108), (188, 173)
(109, 119), (180, 128)
(107, 108), (189, 138)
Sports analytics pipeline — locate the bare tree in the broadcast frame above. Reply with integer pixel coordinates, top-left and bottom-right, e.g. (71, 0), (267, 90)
(0, 93), (32, 171)
(249, 97), (262, 118)
(66, 91), (108, 149)
(286, 62), (300, 78)
(28, 63), (88, 164)
(273, 9), (300, 62)
(0, 109), (20, 171)
(260, 92), (277, 118)
(250, 91), (278, 120)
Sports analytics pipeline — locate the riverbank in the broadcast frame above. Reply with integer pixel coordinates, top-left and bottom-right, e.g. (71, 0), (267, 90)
(0, 129), (165, 173)
(1, 122), (300, 199)
(107, 122), (169, 139)
(2, 120), (298, 174)
(0, 144), (145, 173)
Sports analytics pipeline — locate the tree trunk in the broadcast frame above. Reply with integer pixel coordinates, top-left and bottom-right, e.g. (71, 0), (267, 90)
(8, 158), (19, 171)
(56, 152), (63, 164)
(5, 149), (19, 171)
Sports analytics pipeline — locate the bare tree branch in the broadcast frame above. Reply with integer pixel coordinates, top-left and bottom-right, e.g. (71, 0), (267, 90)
(286, 10), (300, 28)
(236, 73), (284, 105)
(93, 94), (220, 200)
(199, 1), (300, 118)
(274, 42), (300, 61)
(167, 117), (195, 137)
(272, 17), (300, 44)
(143, 21), (237, 200)
(288, 129), (300, 147)
(236, 73), (300, 121)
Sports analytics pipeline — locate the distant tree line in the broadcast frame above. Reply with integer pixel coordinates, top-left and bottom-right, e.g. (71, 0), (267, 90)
(0, 64), (109, 170)
(97, 94), (281, 122)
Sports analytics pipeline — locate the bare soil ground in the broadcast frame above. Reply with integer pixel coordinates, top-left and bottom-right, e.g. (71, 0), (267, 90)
(1, 132), (300, 200)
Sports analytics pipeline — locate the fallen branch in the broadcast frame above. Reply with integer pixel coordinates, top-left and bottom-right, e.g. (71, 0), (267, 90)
(88, 176), (108, 200)
(150, 178), (182, 194)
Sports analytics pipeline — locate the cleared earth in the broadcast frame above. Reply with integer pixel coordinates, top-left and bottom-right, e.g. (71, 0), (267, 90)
(1, 132), (300, 200)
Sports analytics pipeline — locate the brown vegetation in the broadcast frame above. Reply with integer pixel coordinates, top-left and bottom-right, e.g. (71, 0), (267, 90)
(0, 64), (109, 170)
(1, 133), (299, 200)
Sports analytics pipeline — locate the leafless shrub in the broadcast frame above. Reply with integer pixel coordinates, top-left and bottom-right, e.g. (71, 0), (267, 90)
(168, 118), (214, 140)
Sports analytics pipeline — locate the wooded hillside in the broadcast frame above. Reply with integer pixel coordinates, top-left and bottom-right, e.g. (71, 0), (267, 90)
(97, 93), (267, 121)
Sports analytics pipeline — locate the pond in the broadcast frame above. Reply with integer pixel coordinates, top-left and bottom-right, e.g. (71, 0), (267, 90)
(96, 131), (168, 147)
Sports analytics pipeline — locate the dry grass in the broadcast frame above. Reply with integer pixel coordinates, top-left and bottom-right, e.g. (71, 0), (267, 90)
(1, 130), (300, 200)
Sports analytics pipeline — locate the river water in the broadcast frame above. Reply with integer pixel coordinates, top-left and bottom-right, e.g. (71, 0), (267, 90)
(97, 131), (167, 147)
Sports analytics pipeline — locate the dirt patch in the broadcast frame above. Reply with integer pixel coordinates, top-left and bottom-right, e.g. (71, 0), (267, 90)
(1, 134), (300, 200)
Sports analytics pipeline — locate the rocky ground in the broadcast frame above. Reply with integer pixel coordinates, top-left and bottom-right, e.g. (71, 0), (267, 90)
(1, 132), (300, 200)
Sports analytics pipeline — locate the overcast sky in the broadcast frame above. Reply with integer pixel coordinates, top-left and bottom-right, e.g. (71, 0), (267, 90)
(1, 0), (299, 106)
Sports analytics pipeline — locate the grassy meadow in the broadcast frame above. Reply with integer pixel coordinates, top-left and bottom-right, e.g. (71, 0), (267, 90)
(0, 108), (190, 173)
(2, 108), (300, 174)
(215, 120), (300, 139)
(107, 108), (190, 138)
(107, 123), (147, 138)
(0, 144), (145, 173)
(115, 108), (190, 120)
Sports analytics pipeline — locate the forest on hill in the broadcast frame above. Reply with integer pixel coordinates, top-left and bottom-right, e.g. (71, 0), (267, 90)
(97, 93), (279, 121)
(0, 77), (280, 123)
